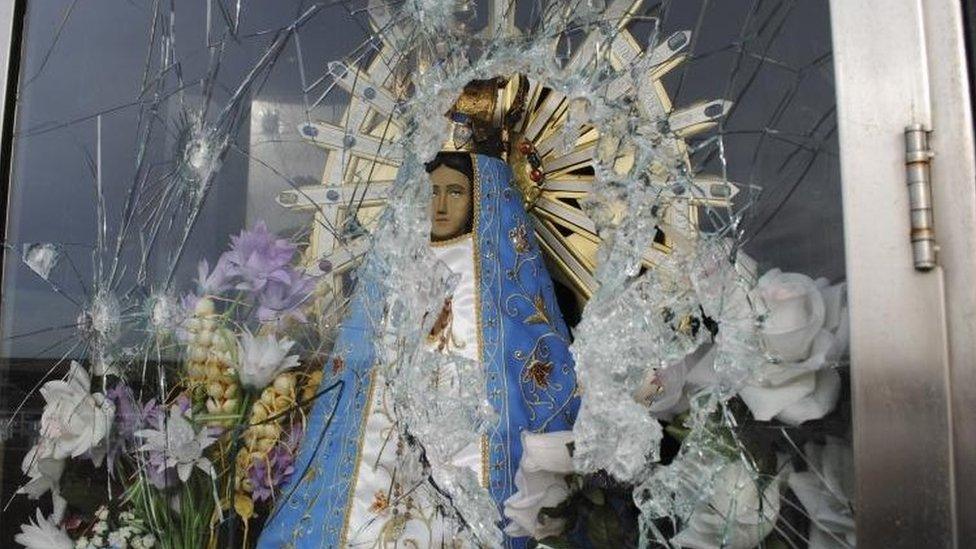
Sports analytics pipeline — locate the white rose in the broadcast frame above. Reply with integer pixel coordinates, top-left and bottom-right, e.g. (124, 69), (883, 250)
(788, 438), (856, 549)
(756, 269), (825, 362)
(737, 274), (848, 425)
(672, 461), (781, 549)
(738, 330), (841, 425)
(39, 361), (115, 460)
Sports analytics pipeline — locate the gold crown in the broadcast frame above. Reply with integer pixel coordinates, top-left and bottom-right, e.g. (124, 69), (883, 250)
(442, 79), (505, 156)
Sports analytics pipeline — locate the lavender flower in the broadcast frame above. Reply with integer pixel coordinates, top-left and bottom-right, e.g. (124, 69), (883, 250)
(141, 398), (166, 429)
(104, 384), (143, 473)
(132, 398), (170, 488)
(224, 222), (296, 294)
(108, 385), (141, 437)
(144, 447), (180, 490)
(136, 396), (195, 489)
(248, 443), (296, 502)
(135, 405), (217, 484)
(257, 268), (318, 324)
(196, 255), (232, 295)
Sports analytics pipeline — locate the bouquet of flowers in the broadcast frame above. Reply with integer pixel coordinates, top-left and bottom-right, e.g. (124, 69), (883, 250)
(503, 258), (854, 549)
(15, 222), (327, 549)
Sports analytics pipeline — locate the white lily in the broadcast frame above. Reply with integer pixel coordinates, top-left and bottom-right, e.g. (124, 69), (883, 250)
(14, 509), (73, 549)
(38, 361), (115, 460)
(135, 405), (217, 482)
(17, 440), (67, 522)
(234, 331), (301, 390)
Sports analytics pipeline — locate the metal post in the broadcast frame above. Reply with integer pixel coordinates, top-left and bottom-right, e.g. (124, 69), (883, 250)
(830, 0), (957, 546)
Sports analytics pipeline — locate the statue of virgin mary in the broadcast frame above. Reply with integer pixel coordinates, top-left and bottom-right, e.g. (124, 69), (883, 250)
(257, 96), (580, 547)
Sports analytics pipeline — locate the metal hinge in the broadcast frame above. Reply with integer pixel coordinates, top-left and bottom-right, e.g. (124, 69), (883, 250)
(905, 124), (938, 270)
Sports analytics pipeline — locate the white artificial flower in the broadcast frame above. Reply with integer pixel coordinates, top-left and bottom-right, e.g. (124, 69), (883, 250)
(738, 330), (842, 425)
(736, 275), (847, 425)
(38, 361), (115, 460)
(672, 461), (781, 549)
(135, 405), (217, 482)
(788, 438), (856, 549)
(234, 331), (301, 390)
(680, 276), (848, 426)
(638, 351), (707, 419)
(107, 530), (126, 547)
(18, 440), (67, 522)
(503, 431), (576, 540)
(756, 269), (825, 362)
(14, 509), (73, 549)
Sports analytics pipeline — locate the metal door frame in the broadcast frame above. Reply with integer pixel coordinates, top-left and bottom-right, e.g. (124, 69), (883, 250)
(832, 0), (976, 547)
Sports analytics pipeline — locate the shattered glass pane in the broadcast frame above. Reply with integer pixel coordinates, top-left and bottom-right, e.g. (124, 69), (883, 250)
(0, 1), (852, 548)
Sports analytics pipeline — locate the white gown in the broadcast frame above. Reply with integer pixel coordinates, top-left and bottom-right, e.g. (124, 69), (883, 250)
(344, 235), (484, 548)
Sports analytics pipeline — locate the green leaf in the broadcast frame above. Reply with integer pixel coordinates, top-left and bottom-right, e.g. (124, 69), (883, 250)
(582, 485), (606, 506)
(664, 424), (690, 441)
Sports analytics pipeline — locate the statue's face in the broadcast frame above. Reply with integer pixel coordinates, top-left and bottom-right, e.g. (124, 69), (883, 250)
(430, 165), (473, 241)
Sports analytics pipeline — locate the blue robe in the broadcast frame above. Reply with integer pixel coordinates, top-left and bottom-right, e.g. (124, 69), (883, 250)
(258, 154), (579, 548)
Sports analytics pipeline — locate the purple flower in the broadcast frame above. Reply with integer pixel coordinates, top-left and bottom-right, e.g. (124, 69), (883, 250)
(247, 440), (297, 502)
(224, 222), (296, 294)
(107, 384), (141, 438)
(257, 268), (318, 324)
(141, 398), (166, 429)
(173, 393), (192, 415)
(179, 292), (200, 315)
(145, 447), (180, 489)
(175, 293), (200, 343)
(102, 388), (186, 482)
(248, 456), (273, 501)
(197, 255), (232, 295)
(137, 396), (192, 490)
(103, 385), (142, 473)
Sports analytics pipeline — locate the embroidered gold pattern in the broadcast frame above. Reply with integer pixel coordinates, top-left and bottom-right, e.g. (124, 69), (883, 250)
(338, 369), (380, 547)
(369, 490), (390, 513)
(426, 297), (467, 353)
(508, 223), (530, 254)
(470, 155), (491, 490)
(523, 358), (554, 389)
(331, 355), (345, 376)
(523, 293), (550, 325)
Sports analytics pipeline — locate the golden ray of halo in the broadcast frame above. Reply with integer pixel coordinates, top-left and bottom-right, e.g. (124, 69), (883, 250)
(280, 0), (739, 303)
